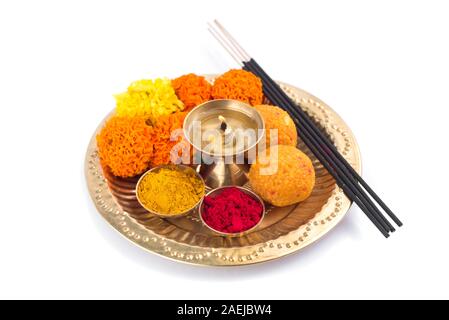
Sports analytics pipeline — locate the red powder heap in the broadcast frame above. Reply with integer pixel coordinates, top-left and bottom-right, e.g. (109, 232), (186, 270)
(202, 187), (263, 234)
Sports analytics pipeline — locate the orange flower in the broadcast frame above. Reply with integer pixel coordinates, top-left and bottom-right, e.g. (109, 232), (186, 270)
(150, 112), (190, 166)
(97, 112), (191, 177)
(96, 116), (154, 178)
(211, 69), (263, 106)
(172, 74), (212, 111)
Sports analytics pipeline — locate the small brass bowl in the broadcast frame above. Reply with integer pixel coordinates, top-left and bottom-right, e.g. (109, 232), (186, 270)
(136, 164), (205, 218)
(199, 186), (265, 237)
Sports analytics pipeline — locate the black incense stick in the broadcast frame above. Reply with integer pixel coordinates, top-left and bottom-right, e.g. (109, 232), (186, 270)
(209, 20), (402, 237)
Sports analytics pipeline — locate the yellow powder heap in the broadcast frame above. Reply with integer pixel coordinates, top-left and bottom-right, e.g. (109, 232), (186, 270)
(137, 166), (205, 216)
(115, 78), (184, 124)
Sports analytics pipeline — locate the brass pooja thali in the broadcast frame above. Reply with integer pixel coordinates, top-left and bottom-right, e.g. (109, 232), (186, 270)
(85, 76), (361, 266)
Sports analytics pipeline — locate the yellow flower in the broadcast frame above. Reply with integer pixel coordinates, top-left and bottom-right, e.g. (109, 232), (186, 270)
(115, 78), (184, 123)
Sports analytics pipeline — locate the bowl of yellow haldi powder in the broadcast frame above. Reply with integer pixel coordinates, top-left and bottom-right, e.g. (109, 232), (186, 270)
(136, 164), (205, 218)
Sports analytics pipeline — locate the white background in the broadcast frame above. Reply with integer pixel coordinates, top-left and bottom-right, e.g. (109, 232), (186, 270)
(0, 0), (448, 300)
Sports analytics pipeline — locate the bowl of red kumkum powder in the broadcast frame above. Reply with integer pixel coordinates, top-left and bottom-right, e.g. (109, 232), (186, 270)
(199, 186), (265, 237)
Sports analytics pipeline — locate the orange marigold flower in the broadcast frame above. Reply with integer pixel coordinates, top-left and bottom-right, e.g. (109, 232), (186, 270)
(211, 69), (263, 106)
(172, 74), (212, 111)
(97, 112), (192, 177)
(96, 116), (154, 178)
(150, 111), (190, 167)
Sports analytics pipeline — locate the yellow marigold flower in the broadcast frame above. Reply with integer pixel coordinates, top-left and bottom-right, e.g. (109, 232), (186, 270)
(115, 78), (184, 123)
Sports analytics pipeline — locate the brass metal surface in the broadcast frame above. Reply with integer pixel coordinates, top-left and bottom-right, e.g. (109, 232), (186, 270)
(184, 99), (265, 189)
(183, 99), (265, 157)
(85, 77), (361, 266)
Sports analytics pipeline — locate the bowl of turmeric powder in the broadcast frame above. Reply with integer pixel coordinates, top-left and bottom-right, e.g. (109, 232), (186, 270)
(136, 164), (205, 218)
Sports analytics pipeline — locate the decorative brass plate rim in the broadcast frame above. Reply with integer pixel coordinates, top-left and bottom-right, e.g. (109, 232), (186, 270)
(85, 78), (361, 266)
